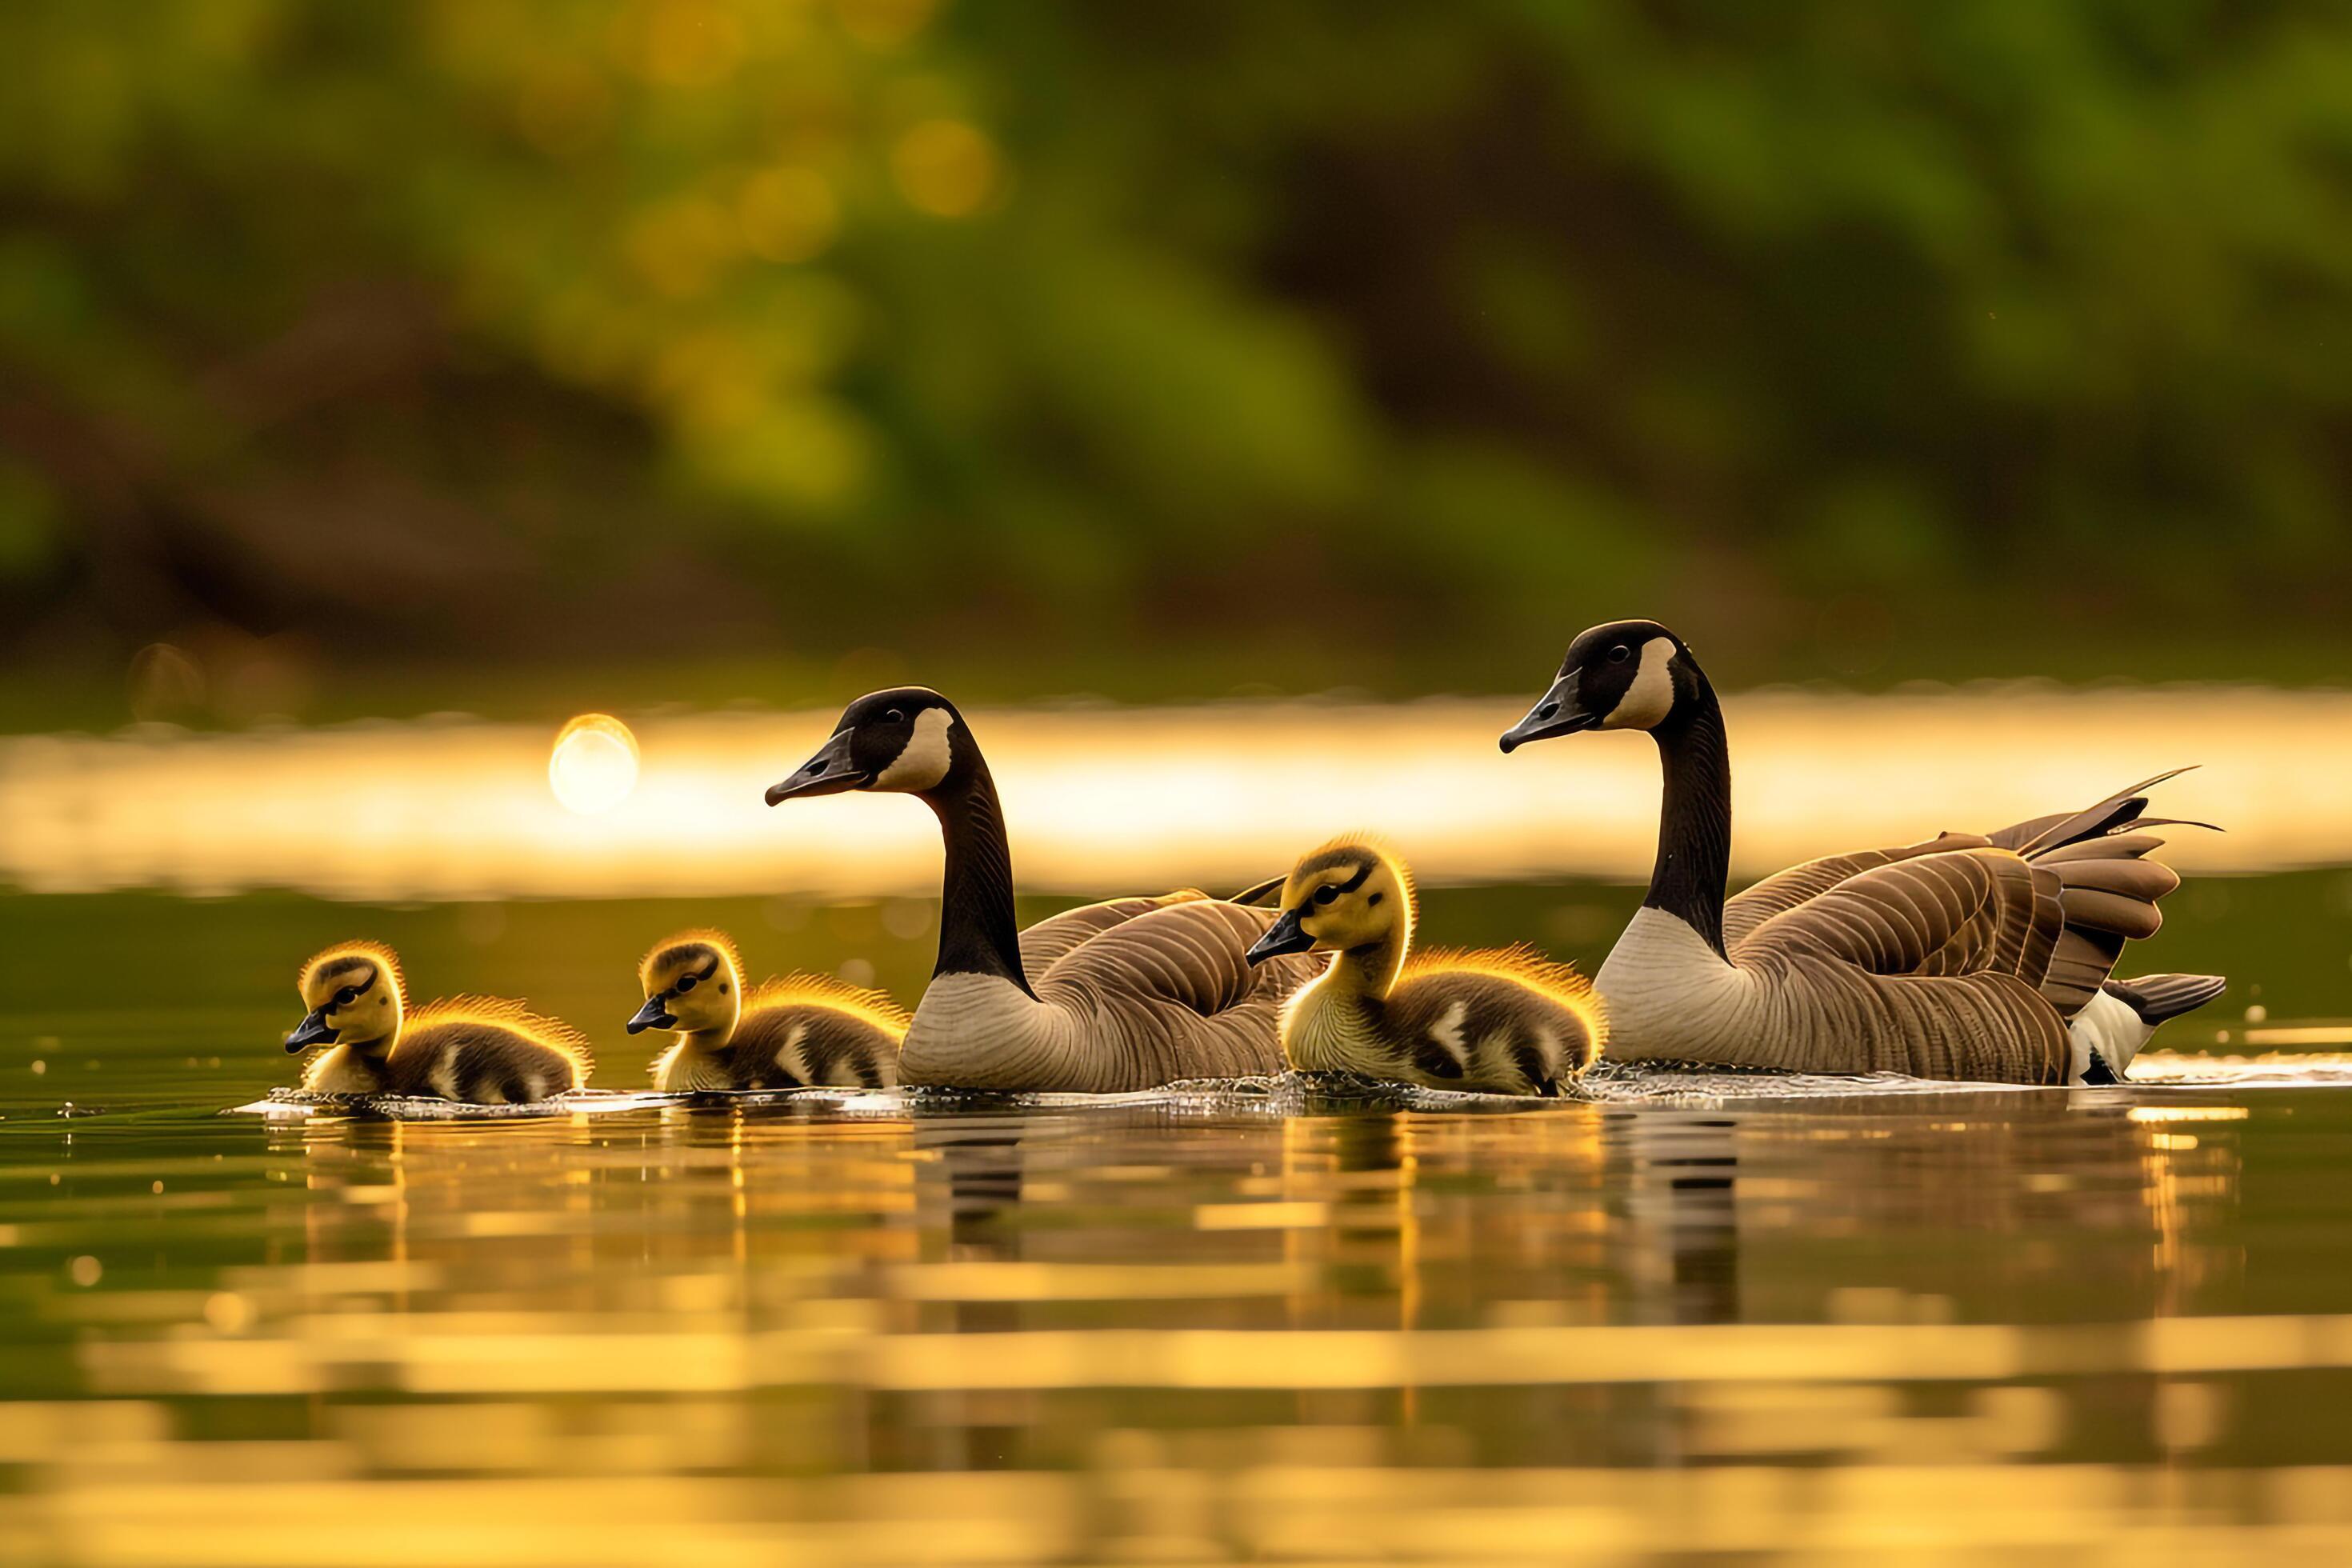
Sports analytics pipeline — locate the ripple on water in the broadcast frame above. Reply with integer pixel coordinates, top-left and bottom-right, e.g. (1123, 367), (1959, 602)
(225, 1050), (2352, 1122)
(8, 1037), (2352, 1562)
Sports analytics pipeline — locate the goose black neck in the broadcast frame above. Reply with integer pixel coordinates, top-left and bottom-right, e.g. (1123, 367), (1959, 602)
(1645, 670), (1732, 958)
(925, 756), (1036, 996)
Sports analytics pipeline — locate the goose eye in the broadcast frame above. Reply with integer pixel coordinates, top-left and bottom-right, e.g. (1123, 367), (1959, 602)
(334, 987), (357, 1006)
(1609, 645), (1631, 664)
(884, 708), (905, 724)
(676, 974), (698, 994)
(1313, 886), (1340, 906)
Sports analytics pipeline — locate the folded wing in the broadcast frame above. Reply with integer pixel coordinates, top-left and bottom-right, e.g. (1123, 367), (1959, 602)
(1018, 890), (1208, 974)
(1727, 847), (2067, 1081)
(1033, 899), (1318, 1086)
(1724, 772), (2194, 1022)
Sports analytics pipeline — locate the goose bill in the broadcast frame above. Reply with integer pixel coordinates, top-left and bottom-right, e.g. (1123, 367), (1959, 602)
(766, 730), (872, 804)
(1245, 909), (1315, 966)
(1498, 678), (1600, 753)
(626, 996), (676, 1035)
(284, 1009), (337, 1052)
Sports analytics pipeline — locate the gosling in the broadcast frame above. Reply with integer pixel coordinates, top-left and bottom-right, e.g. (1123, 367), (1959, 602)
(630, 930), (906, 1092)
(286, 941), (591, 1102)
(1245, 838), (1604, 1095)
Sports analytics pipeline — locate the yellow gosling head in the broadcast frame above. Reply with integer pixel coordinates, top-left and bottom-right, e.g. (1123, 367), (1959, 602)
(630, 930), (745, 1039)
(1245, 835), (1416, 967)
(289, 941), (406, 1056)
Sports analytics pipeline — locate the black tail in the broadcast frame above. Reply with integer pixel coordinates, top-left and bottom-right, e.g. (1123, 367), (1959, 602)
(1226, 874), (1287, 907)
(2104, 974), (2228, 1026)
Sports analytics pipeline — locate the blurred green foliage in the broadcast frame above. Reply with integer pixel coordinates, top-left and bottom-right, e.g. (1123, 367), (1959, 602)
(2, 1), (2349, 709)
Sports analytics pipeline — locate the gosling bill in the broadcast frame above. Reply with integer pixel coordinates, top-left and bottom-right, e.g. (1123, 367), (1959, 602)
(286, 942), (591, 1102)
(1246, 837), (1604, 1096)
(632, 930), (905, 1091)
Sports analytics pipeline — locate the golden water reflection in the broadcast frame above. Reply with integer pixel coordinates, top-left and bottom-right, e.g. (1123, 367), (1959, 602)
(6, 1086), (2350, 1563)
(2, 687), (2344, 898)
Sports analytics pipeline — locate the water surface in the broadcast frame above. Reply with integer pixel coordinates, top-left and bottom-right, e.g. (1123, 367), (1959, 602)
(3, 878), (2350, 1562)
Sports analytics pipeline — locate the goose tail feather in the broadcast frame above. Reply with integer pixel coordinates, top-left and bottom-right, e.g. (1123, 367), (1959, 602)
(2069, 972), (2228, 1082)
(2105, 973), (2230, 1026)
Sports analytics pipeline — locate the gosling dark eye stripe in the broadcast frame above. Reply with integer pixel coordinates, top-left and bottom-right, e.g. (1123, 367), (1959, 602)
(663, 958), (722, 999)
(325, 968), (377, 1006)
(1293, 859), (1373, 914)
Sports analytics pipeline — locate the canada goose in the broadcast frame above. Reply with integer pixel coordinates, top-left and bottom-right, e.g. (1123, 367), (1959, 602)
(764, 687), (1319, 1091)
(629, 929), (906, 1091)
(1499, 620), (2226, 1085)
(285, 942), (591, 1102)
(1245, 836), (1603, 1095)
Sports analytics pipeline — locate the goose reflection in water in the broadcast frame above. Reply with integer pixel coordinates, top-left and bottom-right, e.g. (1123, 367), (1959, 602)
(84, 1075), (2262, 1554)
(1616, 1110), (1746, 1328)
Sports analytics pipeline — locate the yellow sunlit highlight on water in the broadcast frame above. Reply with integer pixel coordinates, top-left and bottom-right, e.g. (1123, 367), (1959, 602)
(0, 689), (2342, 901)
(547, 714), (639, 816)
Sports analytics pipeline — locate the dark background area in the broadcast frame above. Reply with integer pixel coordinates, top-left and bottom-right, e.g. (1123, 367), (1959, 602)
(4, 1), (2349, 728)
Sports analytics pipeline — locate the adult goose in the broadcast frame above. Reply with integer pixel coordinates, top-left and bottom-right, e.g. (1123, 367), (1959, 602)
(765, 687), (1318, 1092)
(1498, 620), (2226, 1085)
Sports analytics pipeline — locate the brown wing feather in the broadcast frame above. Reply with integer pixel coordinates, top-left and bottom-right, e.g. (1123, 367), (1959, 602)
(1992, 767), (2191, 854)
(1033, 900), (1315, 1086)
(1018, 890), (1208, 974)
(1723, 834), (1987, 952)
(1726, 773), (2201, 1022)
(1728, 846), (2073, 1082)
(1728, 959), (2071, 1082)
(1735, 848), (2046, 981)
(2022, 839), (2180, 1016)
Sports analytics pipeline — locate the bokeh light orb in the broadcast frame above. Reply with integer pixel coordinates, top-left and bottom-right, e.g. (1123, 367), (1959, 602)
(549, 714), (639, 816)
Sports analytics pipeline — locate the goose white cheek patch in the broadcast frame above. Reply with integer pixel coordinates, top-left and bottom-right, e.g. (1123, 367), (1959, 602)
(1603, 637), (1681, 730)
(877, 707), (956, 790)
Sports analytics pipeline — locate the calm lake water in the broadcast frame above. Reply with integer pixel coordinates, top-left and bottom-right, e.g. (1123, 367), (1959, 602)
(5, 871), (2352, 1565)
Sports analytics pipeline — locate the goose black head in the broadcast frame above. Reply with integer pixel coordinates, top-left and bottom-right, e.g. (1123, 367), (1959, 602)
(766, 686), (966, 805)
(1499, 619), (1696, 752)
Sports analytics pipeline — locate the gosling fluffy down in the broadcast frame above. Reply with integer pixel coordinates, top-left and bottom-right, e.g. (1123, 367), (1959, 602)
(1246, 838), (1604, 1095)
(630, 930), (906, 1092)
(286, 941), (591, 1103)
